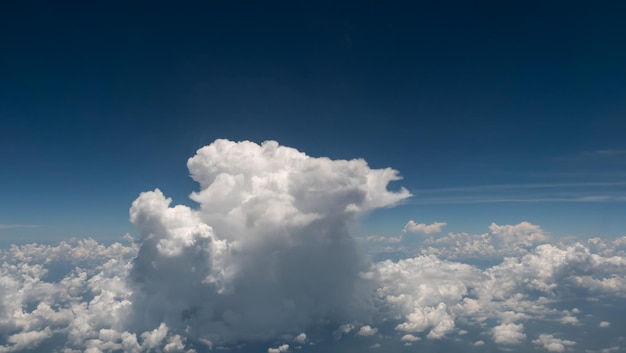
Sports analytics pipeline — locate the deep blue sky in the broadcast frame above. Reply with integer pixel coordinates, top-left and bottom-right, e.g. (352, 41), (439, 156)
(1, 1), (626, 242)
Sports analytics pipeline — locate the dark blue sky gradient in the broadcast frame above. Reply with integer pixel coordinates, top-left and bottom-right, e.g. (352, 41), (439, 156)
(1, 1), (625, 241)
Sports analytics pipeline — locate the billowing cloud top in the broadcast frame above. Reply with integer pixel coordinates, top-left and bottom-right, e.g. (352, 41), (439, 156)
(187, 139), (410, 218)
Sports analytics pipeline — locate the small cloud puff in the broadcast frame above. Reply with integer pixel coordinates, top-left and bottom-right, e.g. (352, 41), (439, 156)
(403, 221), (446, 234)
(333, 324), (355, 339)
(532, 334), (575, 352)
(357, 325), (378, 337)
(491, 323), (526, 345)
(400, 334), (420, 342)
(560, 315), (579, 325)
(268, 344), (289, 353)
(294, 333), (307, 344)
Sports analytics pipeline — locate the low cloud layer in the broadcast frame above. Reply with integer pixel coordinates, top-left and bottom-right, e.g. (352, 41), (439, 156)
(420, 221), (550, 260)
(1, 140), (626, 352)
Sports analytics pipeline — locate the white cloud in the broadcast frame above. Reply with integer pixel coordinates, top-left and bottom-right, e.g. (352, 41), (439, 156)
(163, 335), (186, 352)
(2, 221), (626, 352)
(333, 323), (355, 339)
(489, 221), (548, 246)
(599, 321), (610, 328)
(407, 305), (455, 340)
(422, 221), (549, 260)
(532, 334), (575, 352)
(126, 139), (410, 344)
(0, 231), (198, 353)
(0, 328), (52, 353)
(402, 221), (446, 234)
(268, 344), (289, 353)
(140, 323), (168, 350)
(560, 315), (579, 325)
(366, 235), (402, 243)
(400, 334), (420, 342)
(368, 255), (482, 340)
(491, 323), (526, 345)
(3, 225), (626, 352)
(294, 333), (307, 344)
(357, 325), (378, 336)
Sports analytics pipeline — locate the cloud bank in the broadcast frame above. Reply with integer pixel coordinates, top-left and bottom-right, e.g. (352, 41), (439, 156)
(1, 139), (626, 352)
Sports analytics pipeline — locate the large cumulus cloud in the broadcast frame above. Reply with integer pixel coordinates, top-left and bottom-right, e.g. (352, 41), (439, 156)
(127, 139), (411, 344)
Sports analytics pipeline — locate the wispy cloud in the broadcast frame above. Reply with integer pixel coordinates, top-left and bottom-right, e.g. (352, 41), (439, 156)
(553, 149), (626, 166)
(411, 181), (626, 194)
(0, 224), (39, 230)
(409, 182), (626, 204)
(410, 196), (626, 205)
(581, 149), (626, 157)
(520, 171), (626, 179)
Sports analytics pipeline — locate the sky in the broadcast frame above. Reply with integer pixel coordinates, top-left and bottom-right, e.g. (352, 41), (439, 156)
(1, 2), (626, 353)
(1, 1), (626, 242)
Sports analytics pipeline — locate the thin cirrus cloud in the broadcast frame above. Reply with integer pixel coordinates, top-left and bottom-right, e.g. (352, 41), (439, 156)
(409, 181), (626, 204)
(1, 139), (626, 353)
(581, 149), (626, 157)
(0, 224), (38, 230)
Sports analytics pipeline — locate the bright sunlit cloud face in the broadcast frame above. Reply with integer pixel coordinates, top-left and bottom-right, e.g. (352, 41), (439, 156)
(1, 140), (626, 353)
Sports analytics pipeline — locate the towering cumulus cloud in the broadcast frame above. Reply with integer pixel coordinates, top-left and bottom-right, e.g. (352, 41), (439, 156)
(128, 139), (411, 344)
